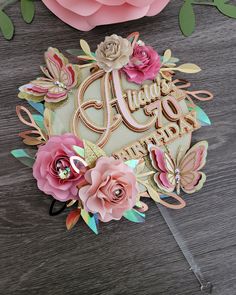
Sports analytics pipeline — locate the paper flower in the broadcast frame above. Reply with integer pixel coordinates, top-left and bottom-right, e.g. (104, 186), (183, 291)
(19, 47), (79, 105)
(42, 0), (170, 31)
(122, 43), (161, 84)
(79, 157), (138, 222)
(33, 134), (86, 201)
(95, 34), (133, 72)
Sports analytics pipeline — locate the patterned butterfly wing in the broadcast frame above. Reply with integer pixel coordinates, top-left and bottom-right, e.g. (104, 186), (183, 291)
(60, 64), (77, 89)
(179, 141), (208, 194)
(149, 145), (176, 193)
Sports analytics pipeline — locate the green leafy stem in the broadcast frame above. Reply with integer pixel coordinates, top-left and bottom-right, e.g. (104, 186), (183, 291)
(179, 0), (236, 36)
(0, 0), (35, 40)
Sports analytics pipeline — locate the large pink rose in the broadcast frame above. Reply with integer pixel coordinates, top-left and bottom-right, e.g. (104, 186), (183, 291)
(33, 134), (86, 202)
(122, 43), (161, 84)
(79, 157), (138, 222)
(42, 0), (170, 31)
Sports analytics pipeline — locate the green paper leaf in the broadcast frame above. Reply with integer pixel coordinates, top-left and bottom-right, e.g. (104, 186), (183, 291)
(215, 0), (236, 18)
(66, 49), (85, 56)
(32, 114), (45, 130)
(0, 10), (14, 40)
(11, 149), (35, 168)
(179, 1), (196, 36)
(21, 0), (35, 24)
(123, 209), (145, 223)
(81, 209), (98, 235)
(189, 105), (211, 126)
(73, 145), (85, 158)
(28, 101), (44, 115)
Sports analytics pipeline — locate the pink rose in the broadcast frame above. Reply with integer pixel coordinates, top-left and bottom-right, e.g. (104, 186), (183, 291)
(122, 43), (161, 84)
(42, 0), (170, 31)
(33, 134), (86, 202)
(79, 157), (138, 222)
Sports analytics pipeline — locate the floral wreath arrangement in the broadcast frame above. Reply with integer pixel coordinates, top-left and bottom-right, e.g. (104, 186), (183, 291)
(11, 32), (213, 234)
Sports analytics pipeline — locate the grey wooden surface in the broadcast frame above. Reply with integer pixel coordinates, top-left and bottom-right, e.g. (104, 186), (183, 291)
(1, 1), (236, 294)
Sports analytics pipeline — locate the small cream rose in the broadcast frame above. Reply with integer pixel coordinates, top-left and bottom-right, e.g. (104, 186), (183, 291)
(95, 34), (133, 72)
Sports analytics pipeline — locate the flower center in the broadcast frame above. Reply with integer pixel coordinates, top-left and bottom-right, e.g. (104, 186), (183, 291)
(54, 80), (67, 89)
(113, 189), (123, 198)
(56, 160), (71, 179)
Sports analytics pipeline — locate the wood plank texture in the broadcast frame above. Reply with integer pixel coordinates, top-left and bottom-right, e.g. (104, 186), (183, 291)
(0, 1), (236, 294)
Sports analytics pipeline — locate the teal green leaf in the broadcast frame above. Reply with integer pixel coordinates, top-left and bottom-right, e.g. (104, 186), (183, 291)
(179, 1), (196, 36)
(21, 0), (35, 24)
(125, 159), (139, 170)
(81, 209), (98, 235)
(73, 145), (85, 158)
(123, 209), (145, 223)
(28, 101), (44, 115)
(215, 0), (236, 18)
(32, 114), (45, 130)
(189, 105), (211, 126)
(11, 149), (35, 167)
(0, 10), (14, 40)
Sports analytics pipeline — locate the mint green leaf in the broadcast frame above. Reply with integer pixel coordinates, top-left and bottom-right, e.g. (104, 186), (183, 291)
(189, 105), (211, 126)
(215, 0), (236, 18)
(11, 149), (35, 168)
(32, 114), (45, 130)
(73, 145), (85, 158)
(123, 209), (145, 223)
(179, 1), (196, 36)
(125, 159), (139, 170)
(21, 0), (35, 24)
(0, 10), (14, 40)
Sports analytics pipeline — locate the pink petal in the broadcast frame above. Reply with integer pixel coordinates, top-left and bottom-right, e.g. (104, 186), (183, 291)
(87, 4), (150, 27)
(146, 0), (169, 16)
(42, 0), (94, 31)
(57, 0), (102, 16)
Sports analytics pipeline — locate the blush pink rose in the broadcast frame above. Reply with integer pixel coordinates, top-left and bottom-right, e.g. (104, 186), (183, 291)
(33, 134), (86, 202)
(42, 0), (170, 31)
(79, 157), (138, 222)
(122, 43), (161, 84)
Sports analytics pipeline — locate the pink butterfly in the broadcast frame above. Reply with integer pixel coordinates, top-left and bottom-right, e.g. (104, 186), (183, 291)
(19, 47), (78, 104)
(149, 141), (208, 194)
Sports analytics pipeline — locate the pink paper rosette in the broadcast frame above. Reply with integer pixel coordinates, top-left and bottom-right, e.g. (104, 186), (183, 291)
(42, 0), (170, 31)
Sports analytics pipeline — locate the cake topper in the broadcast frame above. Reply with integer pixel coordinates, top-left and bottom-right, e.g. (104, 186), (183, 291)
(11, 32), (214, 293)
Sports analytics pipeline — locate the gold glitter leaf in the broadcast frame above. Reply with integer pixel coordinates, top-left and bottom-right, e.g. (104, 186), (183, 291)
(83, 140), (106, 168)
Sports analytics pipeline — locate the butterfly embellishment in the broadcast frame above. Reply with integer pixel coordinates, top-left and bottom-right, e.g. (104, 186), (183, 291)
(19, 47), (79, 105)
(148, 141), (208, 194)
